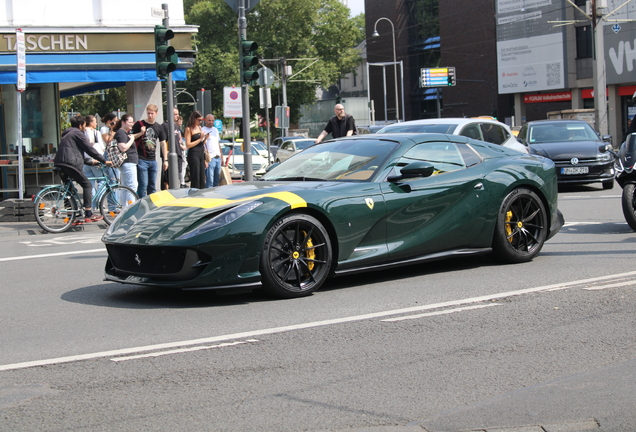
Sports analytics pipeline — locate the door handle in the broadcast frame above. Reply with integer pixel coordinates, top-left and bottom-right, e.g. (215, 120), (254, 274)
(474, 182), (484, 190)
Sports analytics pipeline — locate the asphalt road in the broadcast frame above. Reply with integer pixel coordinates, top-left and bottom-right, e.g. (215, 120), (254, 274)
(0, 185), (635, 431)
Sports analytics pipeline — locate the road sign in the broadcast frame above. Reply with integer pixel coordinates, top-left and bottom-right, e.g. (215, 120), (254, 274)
(257, 67), (275, 87)
(214, 119), (223, 134)
(259, 87), (272, 109)
(16, 29), (25, 91)
(151, 7), (165, 18)
(223, 0), (261, 13)
(421, 67), (456, 87)
(224, 87), (243, 118)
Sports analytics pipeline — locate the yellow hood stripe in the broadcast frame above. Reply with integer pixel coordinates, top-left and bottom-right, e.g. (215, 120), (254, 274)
(149, 190), (307, 209)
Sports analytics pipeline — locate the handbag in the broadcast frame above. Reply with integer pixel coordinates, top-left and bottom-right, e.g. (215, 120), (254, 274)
(204, 150), (212, 163)
(219, 166), (232, 186)
(107, 142), (127, 168)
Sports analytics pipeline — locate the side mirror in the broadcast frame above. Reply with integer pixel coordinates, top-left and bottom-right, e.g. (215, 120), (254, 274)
(387, 161), (435, 182)
(602, 135), (612, 143)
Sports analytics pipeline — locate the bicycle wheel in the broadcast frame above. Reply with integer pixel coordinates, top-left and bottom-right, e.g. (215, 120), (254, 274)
(34, 187), (78, 233)
(99, 185), (139, 225)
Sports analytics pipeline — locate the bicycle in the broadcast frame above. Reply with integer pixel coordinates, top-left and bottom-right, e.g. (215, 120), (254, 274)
(33, 164), (138, 233)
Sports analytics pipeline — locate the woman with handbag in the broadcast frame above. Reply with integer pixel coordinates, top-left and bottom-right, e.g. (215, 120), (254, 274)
(184, 110), (209, 189)
(113, 114), (138, 199)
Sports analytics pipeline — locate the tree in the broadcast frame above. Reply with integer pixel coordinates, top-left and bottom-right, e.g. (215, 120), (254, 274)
(62, 87), (127, 120)
(184, 0), (363, 126)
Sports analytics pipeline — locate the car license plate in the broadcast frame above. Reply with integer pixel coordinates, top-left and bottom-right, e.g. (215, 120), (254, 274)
(126, 275), (148, 283)
(562, 167), (589, 175)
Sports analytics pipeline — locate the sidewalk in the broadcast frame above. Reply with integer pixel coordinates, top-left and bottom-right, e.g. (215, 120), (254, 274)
(0, 219), (107, 237)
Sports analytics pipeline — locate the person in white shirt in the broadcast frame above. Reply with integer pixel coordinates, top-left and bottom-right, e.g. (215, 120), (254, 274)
(83, 115), (107, 195)
(201, 114), (223, 187)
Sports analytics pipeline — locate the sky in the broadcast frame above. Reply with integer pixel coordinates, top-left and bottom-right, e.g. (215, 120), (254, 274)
(347, 0), (365, 16)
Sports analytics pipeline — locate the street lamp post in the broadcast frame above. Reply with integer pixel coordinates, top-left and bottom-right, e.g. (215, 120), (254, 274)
(372, 17), (400, 123)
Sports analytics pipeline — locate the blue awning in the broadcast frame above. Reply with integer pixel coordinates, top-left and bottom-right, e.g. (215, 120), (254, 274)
(0, 52), (189, 84)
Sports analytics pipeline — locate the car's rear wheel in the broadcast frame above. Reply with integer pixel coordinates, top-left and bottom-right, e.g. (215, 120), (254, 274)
(260, 213), (332, 298)
(621, 183), (636, 231)
(491, 188), (547, 263)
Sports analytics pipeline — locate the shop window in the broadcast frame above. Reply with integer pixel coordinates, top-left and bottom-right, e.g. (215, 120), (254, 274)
(576, 25), (592, 59)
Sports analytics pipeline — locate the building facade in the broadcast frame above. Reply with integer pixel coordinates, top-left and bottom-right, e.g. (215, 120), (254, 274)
(0, 0), (196, 196)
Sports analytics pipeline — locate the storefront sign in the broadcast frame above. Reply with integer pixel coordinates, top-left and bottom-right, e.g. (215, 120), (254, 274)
(0, 32), (192, 53)
(524, 91), (571, 103)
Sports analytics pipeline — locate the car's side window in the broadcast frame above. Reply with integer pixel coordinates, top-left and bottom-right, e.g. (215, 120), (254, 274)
(480, 124), (507, 145)
(457, 143), (483, 167)
(460, 124), (482, 140)
(399, 142), (467, 175)
(281, 142), (292, 151)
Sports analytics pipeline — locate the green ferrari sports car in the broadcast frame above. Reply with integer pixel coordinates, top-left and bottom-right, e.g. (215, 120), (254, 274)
(103, 133), (564, 298)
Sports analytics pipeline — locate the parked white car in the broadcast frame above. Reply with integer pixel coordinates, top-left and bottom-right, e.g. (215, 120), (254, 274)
(222, 144), (270, 179)
(377, 117), (528, 153)
(275, 139), (316, 163)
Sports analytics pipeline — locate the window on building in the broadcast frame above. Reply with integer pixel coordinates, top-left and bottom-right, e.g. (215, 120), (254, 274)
(576, 25), (592, 59)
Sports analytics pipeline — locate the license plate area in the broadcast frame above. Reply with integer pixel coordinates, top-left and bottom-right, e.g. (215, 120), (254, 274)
(561, 167), (589, 175)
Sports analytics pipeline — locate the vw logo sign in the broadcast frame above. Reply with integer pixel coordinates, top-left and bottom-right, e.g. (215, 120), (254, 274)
(570, 158), (579, 165)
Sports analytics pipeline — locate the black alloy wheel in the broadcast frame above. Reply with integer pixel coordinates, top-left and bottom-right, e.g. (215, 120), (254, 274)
(260, 213), (332, 298)
(492, 188), (547, 263)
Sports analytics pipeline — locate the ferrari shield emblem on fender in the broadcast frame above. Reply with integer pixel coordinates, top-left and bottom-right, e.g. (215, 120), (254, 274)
(365, 198), (374, 210)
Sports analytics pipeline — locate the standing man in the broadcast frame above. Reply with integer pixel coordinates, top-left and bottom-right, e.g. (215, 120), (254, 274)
(202, 114), (223, 188)
(162, 107), (185, 190)
(131, 104), (168, 197)
(314, 104), (357, 144)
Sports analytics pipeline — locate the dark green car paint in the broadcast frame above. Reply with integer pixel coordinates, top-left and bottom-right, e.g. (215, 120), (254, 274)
(103, 133), (563, 291)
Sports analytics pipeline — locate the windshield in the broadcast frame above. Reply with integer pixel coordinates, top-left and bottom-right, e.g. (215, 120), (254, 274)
(222, 145), (260, 156)
(377, 123), (457, 134)
(262, 139), (399, 182)
(528, 122), (599, 143)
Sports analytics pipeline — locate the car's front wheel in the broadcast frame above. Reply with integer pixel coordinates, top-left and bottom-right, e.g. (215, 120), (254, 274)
(491, 188), (547, 263)
(260, 213), (332, 298)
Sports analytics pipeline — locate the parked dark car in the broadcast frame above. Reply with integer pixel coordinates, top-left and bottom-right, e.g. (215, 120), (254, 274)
(517, 119), (615, 189)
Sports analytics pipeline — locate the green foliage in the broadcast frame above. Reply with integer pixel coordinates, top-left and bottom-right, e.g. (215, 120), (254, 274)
(63, 87), (127, 119)
(184, 0), (363, 125)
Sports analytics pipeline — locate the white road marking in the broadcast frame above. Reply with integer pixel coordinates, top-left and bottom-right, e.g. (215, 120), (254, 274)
(0, 249), (105, 262)
(582, 280), (636, 291)
(3, 270), (636, 372)
(380, 303), (501, 322)
(110, 339), (260, 362)
(20, 234), (104, 247)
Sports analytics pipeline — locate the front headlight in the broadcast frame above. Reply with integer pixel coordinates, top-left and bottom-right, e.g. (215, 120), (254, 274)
(597, 152), (612, 162)
(177, 200), (263, 240)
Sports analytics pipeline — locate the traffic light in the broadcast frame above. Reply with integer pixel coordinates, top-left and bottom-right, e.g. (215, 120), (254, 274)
(240, 40), (259, 85)
(154, 25), (178, 80)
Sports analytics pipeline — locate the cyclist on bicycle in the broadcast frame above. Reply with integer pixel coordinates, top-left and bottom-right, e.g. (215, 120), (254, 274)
(54, 115), (113, 223)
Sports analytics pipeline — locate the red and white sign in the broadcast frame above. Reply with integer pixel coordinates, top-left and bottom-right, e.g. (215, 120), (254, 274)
(223, 86), (242, 118)
(524, 91), (571, 103)
(16, 28), (26, 91)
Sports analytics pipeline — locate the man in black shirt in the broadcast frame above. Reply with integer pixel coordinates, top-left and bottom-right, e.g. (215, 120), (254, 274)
(315, 104), (356, 143)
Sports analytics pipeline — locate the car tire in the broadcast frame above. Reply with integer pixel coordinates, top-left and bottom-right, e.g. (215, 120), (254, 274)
(260, 213), (332, 298)
(603, 180), (614, 190)
(491, 188), (547, 263)
(275, 159), (281, 164)
(621, 183), (636, 231)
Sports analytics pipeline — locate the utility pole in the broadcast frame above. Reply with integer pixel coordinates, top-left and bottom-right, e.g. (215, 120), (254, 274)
(280, 58), (289, 137)
(238, 0), (253, 181)
(592, 0), (609, 137)
(161, 3), (179, 189)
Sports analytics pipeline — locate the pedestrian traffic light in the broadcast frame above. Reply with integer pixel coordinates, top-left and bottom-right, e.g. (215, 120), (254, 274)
(154, 25), (178, 80)
(240, 40), (259, 85)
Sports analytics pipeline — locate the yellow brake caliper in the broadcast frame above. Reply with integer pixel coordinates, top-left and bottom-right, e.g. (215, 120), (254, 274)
(505, 210), (513, 243)
(303, 231), (315, 271)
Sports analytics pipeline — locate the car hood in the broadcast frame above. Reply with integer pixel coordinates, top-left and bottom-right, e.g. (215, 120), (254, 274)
(103, 181), (344, 244)
(528, 140), (602, 160)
